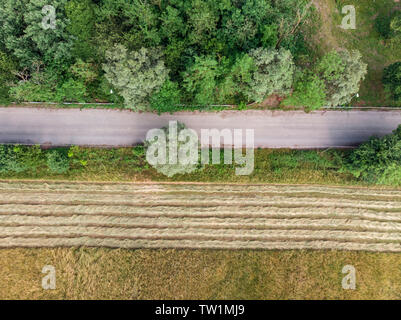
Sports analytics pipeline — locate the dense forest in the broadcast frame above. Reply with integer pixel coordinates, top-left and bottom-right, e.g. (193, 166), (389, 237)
(1, 0), (400, 111)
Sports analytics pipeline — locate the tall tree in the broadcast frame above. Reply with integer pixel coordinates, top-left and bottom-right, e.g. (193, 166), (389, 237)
(317, 50), (367, 107)
(103, 44), (169, 110)
(0, 0), (73, 72)
(247, 48), (295, 103)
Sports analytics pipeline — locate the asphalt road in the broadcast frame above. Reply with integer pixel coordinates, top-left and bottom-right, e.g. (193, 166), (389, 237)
(0, 107), (400, 148)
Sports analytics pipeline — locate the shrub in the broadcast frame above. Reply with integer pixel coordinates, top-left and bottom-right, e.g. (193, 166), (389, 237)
(55, 79), (87, 102)
(0, 145), (42, 173)
(283, 71), (326, 110)
(150, 80), (181, 114)
(46, 150), (70, 174)
(145, 122), (201, 177)
(10, 80), (56, 102)
(183, 55), (220, 105)
(383, 62), (401, 102)
(344, 125), (401, 185)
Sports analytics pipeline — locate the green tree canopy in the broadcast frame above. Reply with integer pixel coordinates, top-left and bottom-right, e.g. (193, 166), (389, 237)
(246, 48), (294, 103)
(318, 50), (367, 107)
(103, 45), (169, 110)
(0, 0), (73, 72)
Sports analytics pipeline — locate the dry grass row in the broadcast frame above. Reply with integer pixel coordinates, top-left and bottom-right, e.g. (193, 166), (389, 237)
(0, 181), (400, 252)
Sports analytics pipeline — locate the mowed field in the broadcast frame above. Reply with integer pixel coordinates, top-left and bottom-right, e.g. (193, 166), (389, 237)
(0, 181), (401, 252)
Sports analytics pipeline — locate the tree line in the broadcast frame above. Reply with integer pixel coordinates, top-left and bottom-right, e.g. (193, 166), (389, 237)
(0, 0), (383, 111)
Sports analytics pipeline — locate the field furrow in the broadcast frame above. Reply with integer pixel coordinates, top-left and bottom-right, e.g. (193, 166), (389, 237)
(0, 181), (400, 251)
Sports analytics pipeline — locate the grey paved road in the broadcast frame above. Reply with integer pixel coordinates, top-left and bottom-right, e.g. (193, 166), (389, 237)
(0, 107), (400, 148)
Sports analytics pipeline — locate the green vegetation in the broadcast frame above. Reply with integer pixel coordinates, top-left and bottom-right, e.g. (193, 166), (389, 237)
(1, 0), (400, 109)
(327, 0), (401, 107)
(345, 125), (401, 186)
(0, 132), (398, 188)
(383, 62), (401, 102)
(0, 0), (333, 110)
(284, 49), (367, 109)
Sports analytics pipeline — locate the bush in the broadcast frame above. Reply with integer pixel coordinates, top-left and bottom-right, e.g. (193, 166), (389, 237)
(46, 150), (70, 174)
(10, 80), (56, 102)
(0, 145), (42, 173)
(56, 79), (87, 102)
(145, 122), (201, 177)
(375, 14), (391, 39)
(183, 55), (220, 105)
(383, 61), (401, 102)
(283, 71), (326, 110)
(344, 125), (401, 185)
(150, 80), (181, 113)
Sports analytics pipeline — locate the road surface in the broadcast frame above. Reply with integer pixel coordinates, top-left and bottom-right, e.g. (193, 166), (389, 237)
(0, 107), (400, 148)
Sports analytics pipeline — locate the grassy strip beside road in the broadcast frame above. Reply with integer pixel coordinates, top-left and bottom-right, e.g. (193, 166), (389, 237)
(0, 146), (361, 186)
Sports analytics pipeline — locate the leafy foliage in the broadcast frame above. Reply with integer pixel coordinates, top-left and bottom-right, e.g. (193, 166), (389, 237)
(46, 150), (70, 174)
(150, 80), (181, 114)
(317, 50), (367, 107)
(145, 122), (201, 177)
(247, 48), (294, 103)
(0, 0), (73, 72)
(283, 71), (326, 111)
(0, 0), (318, 108)
(103, 45), (169, 110)
(344, 126), (401, 185)
(383, 62), (401, 102)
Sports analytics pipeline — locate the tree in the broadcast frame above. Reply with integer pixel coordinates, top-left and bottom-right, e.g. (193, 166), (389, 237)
(103, 45), (169, 110)
(345, 125), (401, 186)
(65, 0), (96, 61)
(0, 0), (73, 72)
(317, 50), (367, 107)
(150, 80), (181, 114)
(383, 62), (401, 102)
(0, 51), (17, 102)
(145, 122), (201, 177)
(217, 54), (256, 104)
(246, 48), (294, 103)
(183, 56), (220, 105)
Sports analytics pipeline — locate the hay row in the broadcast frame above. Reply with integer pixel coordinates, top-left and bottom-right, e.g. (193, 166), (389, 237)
(0, 182), (400, 251)
(1, 226), (401, 243)
(1, 194), (400, 210)
(0, 181), (400, 197)
(1, 204), (401, 221)
(1, 215), (401, 233)
(1, 237), (401, 252)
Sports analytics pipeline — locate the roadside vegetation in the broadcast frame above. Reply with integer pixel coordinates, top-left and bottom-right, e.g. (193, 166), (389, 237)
(0, 125), (400, 187)
(3, 0), (398, 111)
